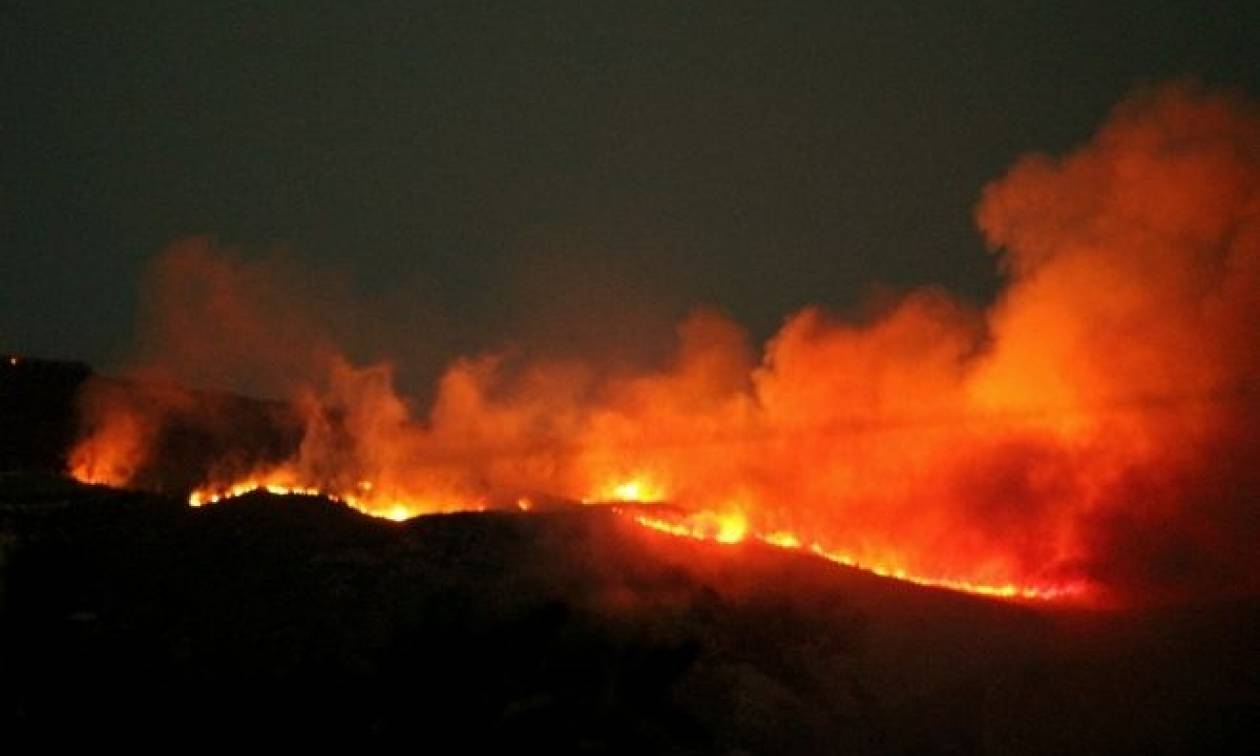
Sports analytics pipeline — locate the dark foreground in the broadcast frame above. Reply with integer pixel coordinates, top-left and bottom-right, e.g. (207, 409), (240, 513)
(0, 474), (1256, 753)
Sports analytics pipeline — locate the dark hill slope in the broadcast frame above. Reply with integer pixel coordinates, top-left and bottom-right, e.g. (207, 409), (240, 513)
(1, 477), (1255, 753)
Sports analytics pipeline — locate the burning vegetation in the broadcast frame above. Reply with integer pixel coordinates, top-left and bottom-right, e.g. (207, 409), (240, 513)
(69, 82), (1260, 606)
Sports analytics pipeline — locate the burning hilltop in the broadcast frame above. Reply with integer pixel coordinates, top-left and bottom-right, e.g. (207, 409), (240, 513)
(70, 82), (1260, 606)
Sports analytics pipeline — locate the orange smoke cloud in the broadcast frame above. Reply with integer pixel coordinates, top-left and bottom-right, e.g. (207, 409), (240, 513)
(70, 82), (1260, 605)
(132, 236), (344, 397)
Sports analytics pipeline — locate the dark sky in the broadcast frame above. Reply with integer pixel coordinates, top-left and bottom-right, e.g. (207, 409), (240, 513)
(4, 1), (1259, 382)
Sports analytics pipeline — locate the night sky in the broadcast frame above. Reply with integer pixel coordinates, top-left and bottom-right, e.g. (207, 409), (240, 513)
(4, 2), (1259, 388)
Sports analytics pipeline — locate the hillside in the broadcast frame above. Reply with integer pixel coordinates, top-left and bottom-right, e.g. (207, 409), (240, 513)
(1, 475), (1255, 753)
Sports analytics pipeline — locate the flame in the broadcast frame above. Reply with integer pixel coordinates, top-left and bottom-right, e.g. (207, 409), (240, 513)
(600, 481), (1078, 600)
(625, 509), (748, 545)
(68, 410), (149, 487)
(585, 475), (669, 504)
(189, 481), (329, 508)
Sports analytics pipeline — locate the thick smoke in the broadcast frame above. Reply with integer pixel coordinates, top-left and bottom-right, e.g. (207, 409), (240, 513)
(70, 82), (1260, 604)
(969, 82), (1260, 601)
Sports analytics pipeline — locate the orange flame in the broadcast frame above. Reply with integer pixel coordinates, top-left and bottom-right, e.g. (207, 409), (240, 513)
(584, 475), (669, 504)
(68, 410), (149, 487)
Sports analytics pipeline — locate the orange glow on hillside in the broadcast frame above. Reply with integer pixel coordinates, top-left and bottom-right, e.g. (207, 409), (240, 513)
(182, 477), (1080, 601)
(68, 411), (148, 487)
(623, 508), (1083, 600)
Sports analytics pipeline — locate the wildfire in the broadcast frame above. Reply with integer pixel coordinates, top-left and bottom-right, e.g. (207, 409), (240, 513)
(63, 84), (1260, 606)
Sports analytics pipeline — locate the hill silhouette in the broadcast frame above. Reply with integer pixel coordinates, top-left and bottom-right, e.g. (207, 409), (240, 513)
(1, 477), (1256, 753)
